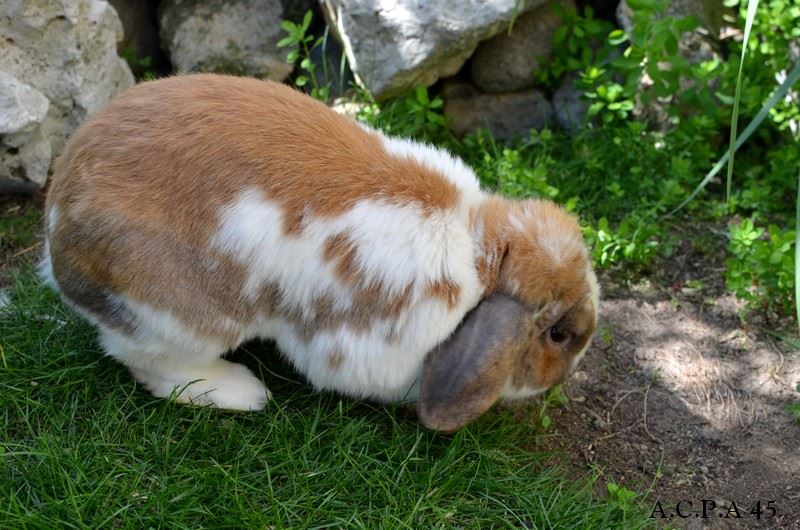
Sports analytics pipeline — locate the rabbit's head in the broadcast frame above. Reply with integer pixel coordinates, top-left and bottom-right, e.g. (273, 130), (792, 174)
(419, 198), (598, 432)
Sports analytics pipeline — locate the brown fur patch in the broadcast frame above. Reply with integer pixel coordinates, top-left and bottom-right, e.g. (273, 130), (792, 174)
(48, 214), (253, 346)
(327, 350), (345, 370)
(424, 278), (461, 309)
(323, 233), (360, 284)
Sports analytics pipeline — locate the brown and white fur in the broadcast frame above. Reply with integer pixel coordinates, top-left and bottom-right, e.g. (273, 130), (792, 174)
(42, 74), (599, 431)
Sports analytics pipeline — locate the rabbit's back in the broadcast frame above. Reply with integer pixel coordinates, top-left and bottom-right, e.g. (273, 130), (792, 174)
(44, 74), (488, 402)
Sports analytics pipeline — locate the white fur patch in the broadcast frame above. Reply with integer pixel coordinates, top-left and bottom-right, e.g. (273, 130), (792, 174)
(500, 377), (547, 401)
(101, 296), (229, 367)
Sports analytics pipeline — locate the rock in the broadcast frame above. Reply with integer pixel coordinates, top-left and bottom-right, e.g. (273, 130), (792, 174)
(320, 0), (548, 100)
(0, 73), (49, 139)
(552, 73), (589, 133)
(443, 80), (553, 140)
(470, 0), (574, 94)
(158, 0), (294, 80)
(0, 73), (52, 193)
(0, 0), (134, 192)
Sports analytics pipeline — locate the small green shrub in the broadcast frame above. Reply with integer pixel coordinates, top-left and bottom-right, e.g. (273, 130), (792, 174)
(584, 216), (661, 270)
(534, 5), (613, 89)
(278, 10), (331, 102)
(356, 86), (449, 143)
(470, 141), (560, 200)
(607, 480), (639, 514)
(789, 381), (800, 424)
(121, 48), (156, 81)
(726, 218), (796, 317)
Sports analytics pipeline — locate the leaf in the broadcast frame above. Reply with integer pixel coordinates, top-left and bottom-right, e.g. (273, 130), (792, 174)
(301, 10), (313, 32)
(726, 0), (761, 208)
(585, 20), (602, 35)
(665, 33), (678, 56)
(796, 165), (799, 332)
(415, 86), (429, 106)
(608, 29), (628, 45)
(568, 37), (578, 54)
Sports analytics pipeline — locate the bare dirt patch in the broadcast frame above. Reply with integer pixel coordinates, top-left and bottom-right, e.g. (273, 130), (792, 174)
(539, 252), (800, 528)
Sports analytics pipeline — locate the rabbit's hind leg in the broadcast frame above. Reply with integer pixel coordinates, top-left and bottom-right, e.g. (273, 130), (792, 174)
(99, 323), (270, 411)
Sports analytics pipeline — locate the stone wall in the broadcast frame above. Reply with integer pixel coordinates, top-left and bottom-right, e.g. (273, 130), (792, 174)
(0, 0), (721, 193)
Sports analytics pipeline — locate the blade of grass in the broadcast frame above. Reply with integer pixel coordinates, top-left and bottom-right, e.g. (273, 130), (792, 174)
(665, 60), (800, 217)
(725, 0), (760, 209)
(796, 165), (799, 332)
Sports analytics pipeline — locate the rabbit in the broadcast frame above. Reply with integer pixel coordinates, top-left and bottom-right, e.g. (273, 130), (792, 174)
(41, 74), (599, 431)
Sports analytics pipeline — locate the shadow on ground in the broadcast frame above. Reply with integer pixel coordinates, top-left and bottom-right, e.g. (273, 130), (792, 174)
(537, 273), (800, 529)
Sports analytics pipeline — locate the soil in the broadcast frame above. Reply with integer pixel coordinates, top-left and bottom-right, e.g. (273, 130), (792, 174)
(537, 238), (800, 529)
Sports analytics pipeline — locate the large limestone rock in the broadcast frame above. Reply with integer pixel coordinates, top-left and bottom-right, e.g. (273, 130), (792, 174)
(470, 0), (574, 94)
(0, 73), (51, 193)
(159, 0), (298, 80)
(320, 0), (548, 100)
(0, 0), (134, 192)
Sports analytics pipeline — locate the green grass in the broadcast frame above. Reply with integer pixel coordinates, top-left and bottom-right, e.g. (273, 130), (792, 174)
(1, 200), (42, 271)
(0, 269), (653, 528)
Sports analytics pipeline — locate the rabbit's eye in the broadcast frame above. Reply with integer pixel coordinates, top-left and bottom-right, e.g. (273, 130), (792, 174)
(548, 325), (569, 344)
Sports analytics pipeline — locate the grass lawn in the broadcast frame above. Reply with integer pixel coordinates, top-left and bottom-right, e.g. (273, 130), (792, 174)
(1, 228), (652, 528)
(4, 1), (798, 527)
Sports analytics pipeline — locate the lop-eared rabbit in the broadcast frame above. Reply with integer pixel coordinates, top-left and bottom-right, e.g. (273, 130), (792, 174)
(43, 74), (598, 431)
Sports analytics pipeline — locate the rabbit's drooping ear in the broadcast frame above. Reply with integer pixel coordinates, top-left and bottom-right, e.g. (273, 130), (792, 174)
(419, 293), (531, 432)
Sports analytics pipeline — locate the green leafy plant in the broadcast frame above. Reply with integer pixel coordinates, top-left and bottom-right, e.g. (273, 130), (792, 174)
(582, 2), (700, 124)
(534, 5), (613, 88)
(278, 10), (331, 102)
(356, 86), (449, 142)
(726, 218), (796, 317)
(789, 383), (800, 425)
(583, 80), (636, 123)
(583, 216), (660, 270)
(607, 481), (639, 514)
(530, 384), (570, 446)
(470, 139), (560, 200)
(121, 48), (156, 81)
